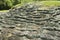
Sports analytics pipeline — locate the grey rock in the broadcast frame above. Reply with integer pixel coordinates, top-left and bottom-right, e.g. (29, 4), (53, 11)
(0, 3), (60, 40)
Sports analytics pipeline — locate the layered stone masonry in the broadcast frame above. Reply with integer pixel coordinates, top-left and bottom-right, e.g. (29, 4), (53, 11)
(0, 3), (60, 40)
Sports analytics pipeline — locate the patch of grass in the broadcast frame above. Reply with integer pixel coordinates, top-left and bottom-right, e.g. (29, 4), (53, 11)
(0, 10), (9, 12)
(11, 0), (34, 9)
(12, 1), (60, 8)
(1, 1), (60, 12)
(40, 1), (60, 7)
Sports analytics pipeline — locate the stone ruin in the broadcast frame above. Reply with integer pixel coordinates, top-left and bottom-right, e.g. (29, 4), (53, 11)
(0, 3), (60, 40)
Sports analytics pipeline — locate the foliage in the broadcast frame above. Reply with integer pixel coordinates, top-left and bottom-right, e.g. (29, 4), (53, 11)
(0, 0), (60, 10)
(0, 0), (21, 10)
(0, 0), (34, 10)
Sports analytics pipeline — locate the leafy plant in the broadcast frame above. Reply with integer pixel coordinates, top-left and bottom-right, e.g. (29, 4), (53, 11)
(0, 0), (60, 10)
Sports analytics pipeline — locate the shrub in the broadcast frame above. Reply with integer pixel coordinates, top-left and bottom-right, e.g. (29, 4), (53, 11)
(0, 0), (21, 10)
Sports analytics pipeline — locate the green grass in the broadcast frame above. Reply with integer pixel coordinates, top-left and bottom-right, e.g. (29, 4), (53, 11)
(1, 1), (60, 12)
(13, 1), (60, 8)
(11, 0), (34, 9)
(0, 10), (9, 12)
(40, 1), (60, 7)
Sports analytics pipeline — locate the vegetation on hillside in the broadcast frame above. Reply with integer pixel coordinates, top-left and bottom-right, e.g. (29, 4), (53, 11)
(0, 0), (33, 10)
(41, 1), (60, 7)
(0, 0), (60, 10)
